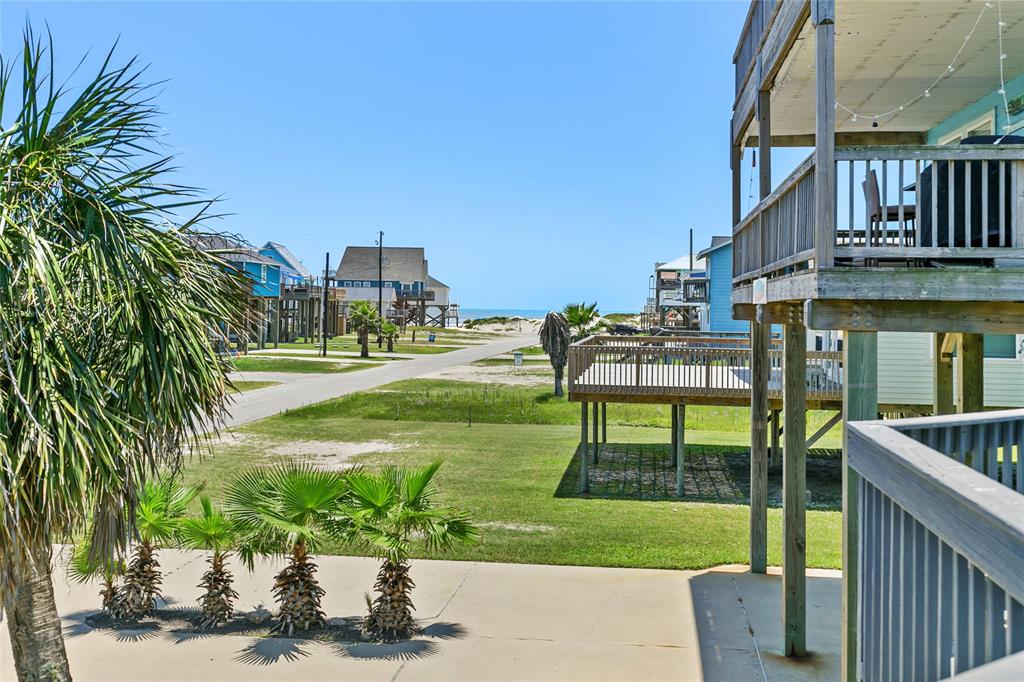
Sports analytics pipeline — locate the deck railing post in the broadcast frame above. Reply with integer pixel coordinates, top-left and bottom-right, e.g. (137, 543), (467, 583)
(958, 334), (984, 414)
(843, 331), (878, 682)
(812, 0), (836, 270)
(580, 402), (589, 494)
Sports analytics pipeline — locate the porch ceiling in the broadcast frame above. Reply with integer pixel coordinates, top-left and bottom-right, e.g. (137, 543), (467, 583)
(765, 1), (1024, 138)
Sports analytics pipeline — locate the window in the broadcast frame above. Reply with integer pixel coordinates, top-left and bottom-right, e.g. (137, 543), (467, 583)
(363, 281), (371, 287)
(344, 281), (351, 287)
(353, 281), (361, 287)
(984, 334), (1016, 359)
(260, 264), (267, 283)
(937, 110), (996, 145)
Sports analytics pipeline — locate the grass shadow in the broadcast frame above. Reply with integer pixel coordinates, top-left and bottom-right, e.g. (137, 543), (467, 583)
(234, 637), (312, 665)
(332, 639), (439, 661)
(556, 442), (841, 509)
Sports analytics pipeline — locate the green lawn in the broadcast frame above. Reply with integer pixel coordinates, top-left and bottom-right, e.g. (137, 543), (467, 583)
(231, 357), (382, 374)
(472, 357), (553, 367)
(250, 351), (409, 362)
(515, 345), (546, 355)
(182, 379), (842, 570)
(232, 380), (280, 392)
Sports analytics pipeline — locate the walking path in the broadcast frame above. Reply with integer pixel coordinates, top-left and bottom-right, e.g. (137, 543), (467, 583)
(221, 333), (534, 427)
(1, 550), (840, 681)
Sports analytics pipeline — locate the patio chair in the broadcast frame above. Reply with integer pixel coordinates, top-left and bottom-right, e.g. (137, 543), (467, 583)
(862, 169), (916, 246)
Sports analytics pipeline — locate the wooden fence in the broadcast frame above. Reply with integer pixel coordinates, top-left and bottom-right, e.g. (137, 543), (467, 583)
(848, 410), (1024, 681)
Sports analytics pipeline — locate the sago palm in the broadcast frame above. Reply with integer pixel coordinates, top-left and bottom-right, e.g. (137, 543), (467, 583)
(381, 321), (399, 352)
(111, 479), (201, 621)
(349, 300), (380, 358)
(67, 532), (125, 616)
(224, 465), (350, 635)
(179, 496), (238, 628)
(342, 461), (479, 641)
(0, 28), (248, 680)
(562, 301), (601, 341)
(539, 311), (571, 397)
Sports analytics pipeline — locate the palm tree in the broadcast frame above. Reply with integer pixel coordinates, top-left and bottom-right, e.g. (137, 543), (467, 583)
(0, 28), (248, 679)
(67, 534), (125, 616)
(111, 479), (201, 621)
(563, 302), (601, 341)
(342, 461), (479, 641)
(179, 497), (239, 628)
(224, 465), (350, 635)
(349, 301), (380, 358)
(381, 321), (399, 352)
(539, 312), (571, 397)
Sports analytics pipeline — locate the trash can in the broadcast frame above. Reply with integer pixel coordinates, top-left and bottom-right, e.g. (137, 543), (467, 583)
(428, 332), (436, 343)
(514, 351), (523, 368)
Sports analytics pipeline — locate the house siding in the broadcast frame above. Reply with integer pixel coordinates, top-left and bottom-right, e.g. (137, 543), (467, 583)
(241, 261), (281, 298)
(878, 332), (1024, 408)
(707, 245), (747, 332)
(926, 72), (1024, 143)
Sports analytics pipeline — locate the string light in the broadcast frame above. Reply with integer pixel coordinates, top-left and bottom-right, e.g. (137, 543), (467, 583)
(997, 0), (1013, 131)
(835, 0), (995, 125)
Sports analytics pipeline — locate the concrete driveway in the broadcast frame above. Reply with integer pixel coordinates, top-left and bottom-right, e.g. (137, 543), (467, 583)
(1, 550), (840, 681)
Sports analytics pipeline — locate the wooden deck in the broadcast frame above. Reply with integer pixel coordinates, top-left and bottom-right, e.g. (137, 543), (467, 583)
(567, 335), (844, 409)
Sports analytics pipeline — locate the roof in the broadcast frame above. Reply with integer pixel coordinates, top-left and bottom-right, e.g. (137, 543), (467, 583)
(262, 242), (311, 278)
(426, 275), (449, 290)
(219, 248), (280, 267)
(697, 236), (732, 260)
(657, 254), (700, 272)
(336, 246), (427, 282)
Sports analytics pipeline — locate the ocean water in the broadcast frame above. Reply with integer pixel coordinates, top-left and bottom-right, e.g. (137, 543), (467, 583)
(459, 308), (553, 321)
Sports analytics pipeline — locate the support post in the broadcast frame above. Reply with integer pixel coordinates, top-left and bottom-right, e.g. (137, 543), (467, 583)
(273, 298), (281, 349)
(601, 403), (607, 443)
(842, 331), (877, 682)
(783, 320), (807, 657)
(580, 402), (589, 494)
(813, 0), (836, 270)
(757, 90), (772, 198)
(591, 401), (599, 464)
(731, 144), (742, 228)
(670, 405), (678, 467)
(750, 319), (770, 574)
(957, 333), (984, 413)
(933, 332), (954, 415)
(771, 409), (781, 469)
(676, 404), (686, 498)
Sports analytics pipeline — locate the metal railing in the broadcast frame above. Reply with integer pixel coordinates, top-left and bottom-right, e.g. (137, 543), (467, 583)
(567, 334), (840, 402)
(733, 146), (1024, 285)
(848, 410), (1024, 681)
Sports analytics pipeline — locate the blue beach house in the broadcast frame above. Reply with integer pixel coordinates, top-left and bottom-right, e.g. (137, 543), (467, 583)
(696, 236), (747, 333)
(260, 241), (312, 286)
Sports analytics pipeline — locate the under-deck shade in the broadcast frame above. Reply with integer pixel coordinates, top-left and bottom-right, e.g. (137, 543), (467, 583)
(734, 0), (1024, 142)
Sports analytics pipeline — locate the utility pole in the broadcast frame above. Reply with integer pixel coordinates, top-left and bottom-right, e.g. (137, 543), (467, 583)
(376, 230), (384, 347)
(321, 252), (330, 358)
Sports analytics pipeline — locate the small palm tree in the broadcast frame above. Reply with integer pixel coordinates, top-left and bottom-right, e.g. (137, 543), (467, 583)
(179, 497), (239, 628)
(381, 321), (399, 352)
(563, 302), (600, 341)
(349, 301), (381, 358)
(224, 465), (350, 635)
(539, 312), (571, 397)
(111, 479), (201, 621)
(342, 461), (479, 641)
(68, 534), (125, 615)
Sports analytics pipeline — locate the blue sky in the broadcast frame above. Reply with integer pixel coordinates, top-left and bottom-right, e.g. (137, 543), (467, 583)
(2, 1), (793, 311)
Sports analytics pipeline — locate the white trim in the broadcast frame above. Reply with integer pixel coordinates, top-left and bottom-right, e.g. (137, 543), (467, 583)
(260, 264), (268, 283)
(937, 109), (996, 145)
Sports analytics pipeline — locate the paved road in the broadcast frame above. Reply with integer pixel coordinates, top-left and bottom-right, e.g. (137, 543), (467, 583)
(222, 333), (534, 427)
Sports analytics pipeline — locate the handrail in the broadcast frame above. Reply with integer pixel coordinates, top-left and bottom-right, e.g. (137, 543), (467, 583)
(848, 412), (1024, 680)
(734, 153), (815, 236)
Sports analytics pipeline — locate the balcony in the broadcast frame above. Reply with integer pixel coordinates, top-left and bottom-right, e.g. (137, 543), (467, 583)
(732, 145), (1024, 304)
(848, 410), (1024, 680)
(396, 289), (435, 301)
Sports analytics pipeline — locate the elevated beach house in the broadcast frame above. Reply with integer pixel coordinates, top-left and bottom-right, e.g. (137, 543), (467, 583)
(728, 0), (1024, 679)
(260, 241), (312, 285)
(335, 246), (457, 327)
(647, 255), (707, 329)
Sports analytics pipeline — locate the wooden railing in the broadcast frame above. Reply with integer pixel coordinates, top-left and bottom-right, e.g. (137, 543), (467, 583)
(848, 410), (1024, 681)
(567, 334), (840, 402)
(733, 0), (778, 99)
(733, 154), (816, 285)
(733, 146), (1024, 285)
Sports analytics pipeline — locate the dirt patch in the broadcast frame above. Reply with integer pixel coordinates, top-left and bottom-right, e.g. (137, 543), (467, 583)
(267, 440), (404, 470)
(420, 364), (551, 387)
(478, 522), (556, 533)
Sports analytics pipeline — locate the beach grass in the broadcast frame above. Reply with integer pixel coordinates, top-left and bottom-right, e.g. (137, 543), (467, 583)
(231, 357), (383, 374)
(231, 380), (280, 392)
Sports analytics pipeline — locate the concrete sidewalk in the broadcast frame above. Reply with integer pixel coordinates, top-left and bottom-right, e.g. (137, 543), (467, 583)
(221, 333), (533, 427)
(1, 550), (840, 681)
